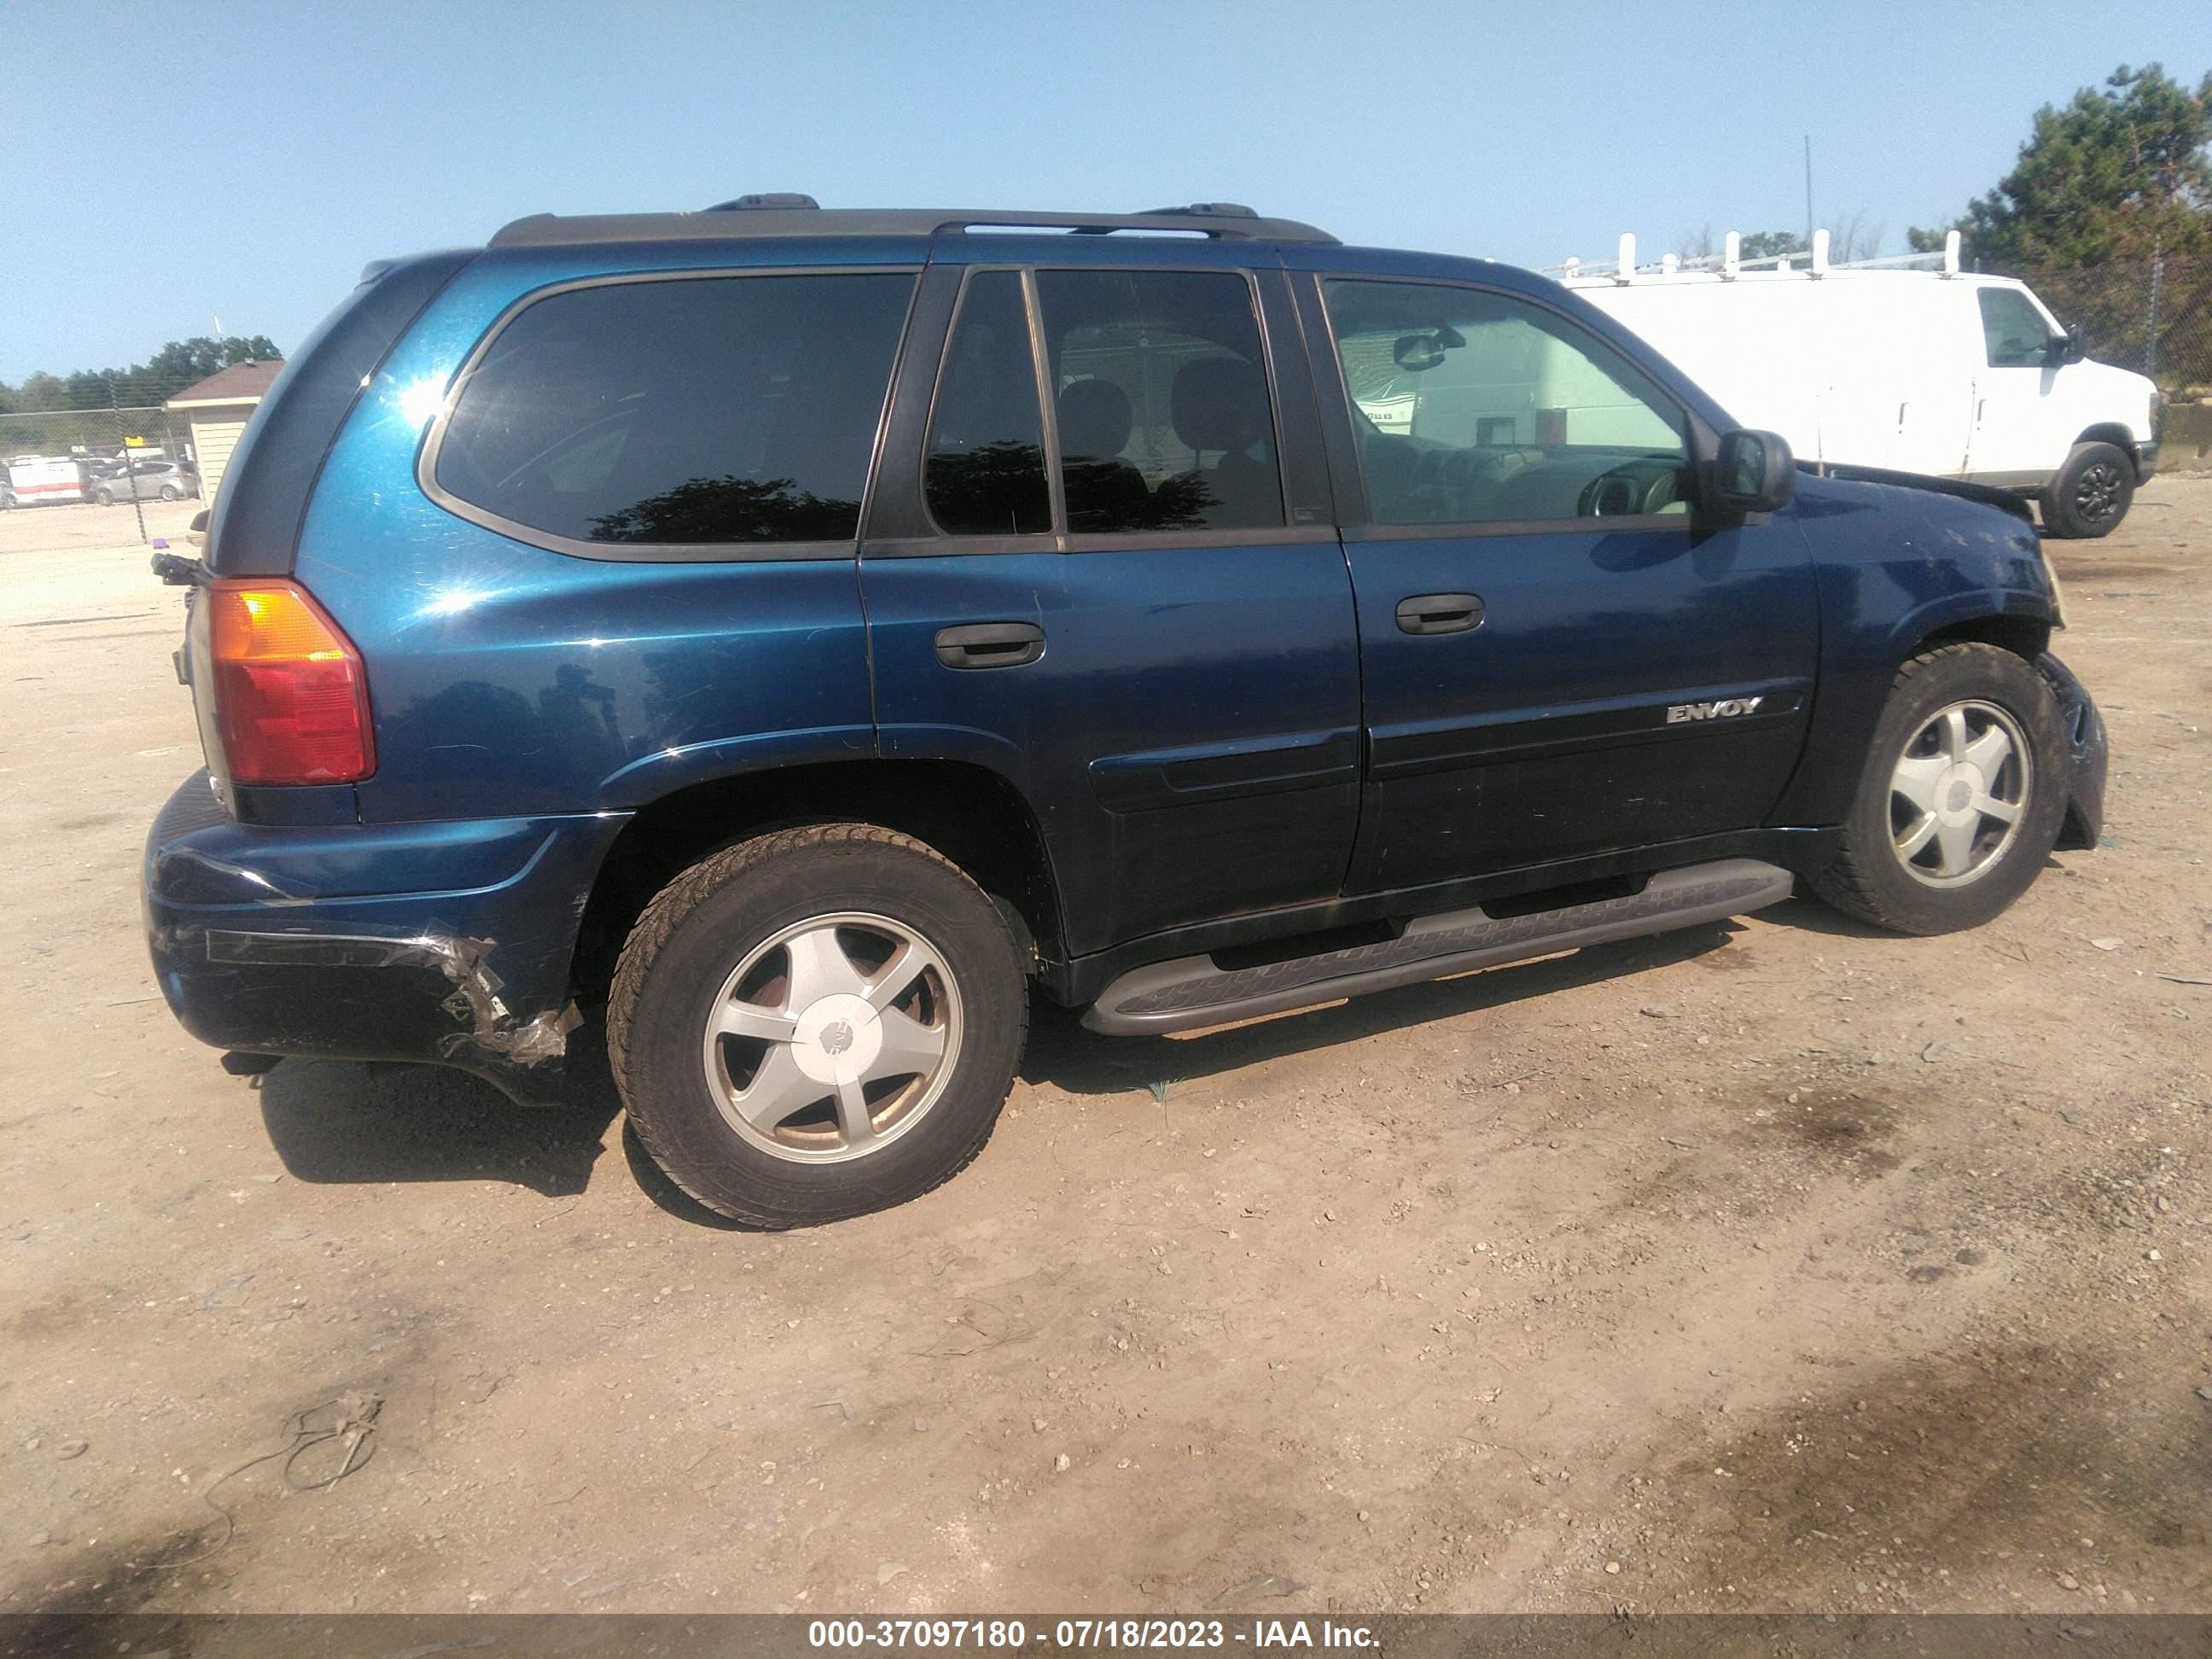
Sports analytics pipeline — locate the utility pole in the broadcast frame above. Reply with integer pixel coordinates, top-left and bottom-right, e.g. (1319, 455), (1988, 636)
(1803, 136), (1814, 252)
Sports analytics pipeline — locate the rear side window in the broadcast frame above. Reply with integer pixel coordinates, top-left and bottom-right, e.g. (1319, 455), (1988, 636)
(1034, 269), (1284, 533)
(1978, 288), (2053, 368)
(434, 272), (914, 548)
(924, 271), (1051, 536)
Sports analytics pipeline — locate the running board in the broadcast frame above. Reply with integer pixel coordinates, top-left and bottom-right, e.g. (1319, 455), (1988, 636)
(1081, 859), (1794, 1035)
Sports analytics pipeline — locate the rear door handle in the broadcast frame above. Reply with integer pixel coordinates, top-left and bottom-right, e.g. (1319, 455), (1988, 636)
(934, 621), (1045, 669)
(1395, 592), (1484, 636)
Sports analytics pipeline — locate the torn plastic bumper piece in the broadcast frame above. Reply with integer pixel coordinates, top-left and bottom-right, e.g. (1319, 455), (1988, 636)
(144, 771), (628, 1105)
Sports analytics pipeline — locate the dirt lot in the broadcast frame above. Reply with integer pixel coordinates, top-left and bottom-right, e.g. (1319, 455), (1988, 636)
(3, 482), (2209, 1618)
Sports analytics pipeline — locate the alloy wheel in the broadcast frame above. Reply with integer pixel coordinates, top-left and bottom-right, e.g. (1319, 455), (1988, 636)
(699, 911), (963, 1163)
(1887, 700), (2033, 887)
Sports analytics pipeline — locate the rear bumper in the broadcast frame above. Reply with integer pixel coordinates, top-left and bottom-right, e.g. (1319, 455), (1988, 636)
(143, 771), (629, 1104)
(2132, 440), (2159, 484)
(2039, 654), (2107, 852)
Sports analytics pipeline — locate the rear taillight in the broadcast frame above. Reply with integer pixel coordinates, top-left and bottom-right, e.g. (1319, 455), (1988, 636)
(207, 579), (375, 784)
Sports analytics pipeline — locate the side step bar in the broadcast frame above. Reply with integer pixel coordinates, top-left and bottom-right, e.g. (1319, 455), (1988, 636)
(1081, 858), (1794, 1035)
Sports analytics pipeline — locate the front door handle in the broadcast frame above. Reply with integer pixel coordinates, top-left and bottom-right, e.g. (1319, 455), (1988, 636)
(1395, 592), (1484, 636)
(934, 621), (1045, 669)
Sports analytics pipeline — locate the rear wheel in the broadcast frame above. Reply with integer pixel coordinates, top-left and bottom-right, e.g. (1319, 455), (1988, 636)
(160, 484), (181, 501)
(1812, 643), (2069, 934)
(94, 487), (114, 507)
(607, 824), (1028, 1227)
(2042, 441), (2133, 538)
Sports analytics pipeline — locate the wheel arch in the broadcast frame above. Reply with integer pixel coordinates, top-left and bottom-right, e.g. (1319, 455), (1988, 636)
(1904, 609), (2052, 667)
(2073, 422), (2139, 452)
(572, 758), (1066, 1008)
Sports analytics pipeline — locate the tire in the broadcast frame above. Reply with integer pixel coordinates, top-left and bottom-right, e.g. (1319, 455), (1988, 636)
(95, 488), (114, 507)
(1812, 643), (2069, 934)
(607, 823), (1028, 1227)
(2041, 441), (2133, 538)
(160, 485), (181, 501)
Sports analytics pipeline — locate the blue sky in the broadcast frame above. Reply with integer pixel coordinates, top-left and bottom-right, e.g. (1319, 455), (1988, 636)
(3, 0), (2207, 383)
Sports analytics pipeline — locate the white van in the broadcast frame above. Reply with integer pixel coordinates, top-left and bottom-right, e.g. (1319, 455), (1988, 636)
(1557, 231), (2160, 537)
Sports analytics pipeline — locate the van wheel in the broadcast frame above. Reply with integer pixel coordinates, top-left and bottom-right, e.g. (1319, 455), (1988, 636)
(607, 824), (1028, 1228)
(2042, 441), (2133, 538)
(1811, 643), (2069, 935)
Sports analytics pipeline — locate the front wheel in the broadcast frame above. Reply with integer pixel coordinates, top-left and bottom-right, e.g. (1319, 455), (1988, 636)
(94, 488), (114, 507)
(2042, 441), (2133, 538)
(1812, 643), (2070, 934)
(607, 824), (1028, 1227)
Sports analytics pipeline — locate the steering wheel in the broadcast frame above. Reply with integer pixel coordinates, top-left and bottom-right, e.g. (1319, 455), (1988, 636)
(1577, 460), (1682, 518)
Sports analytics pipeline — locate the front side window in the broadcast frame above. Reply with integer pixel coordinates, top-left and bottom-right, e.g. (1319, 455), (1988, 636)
(434, 271), (914, 547)
(1034, 269), (1284, 533)
(923, 270), (1051, 536)
(1324, 279), (1689, 527)
(1979, 288), (2053, 369)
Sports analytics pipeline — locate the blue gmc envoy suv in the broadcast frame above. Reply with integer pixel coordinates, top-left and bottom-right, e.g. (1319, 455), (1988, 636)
(144, 198), (2108, 1226)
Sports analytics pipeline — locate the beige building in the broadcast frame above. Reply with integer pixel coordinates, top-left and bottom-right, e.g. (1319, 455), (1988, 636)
(165, 360), (282, 509)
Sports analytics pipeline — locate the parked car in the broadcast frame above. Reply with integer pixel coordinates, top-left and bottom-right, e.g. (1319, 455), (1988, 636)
(92, 459), (200, 504)
(143, 198), (2107, 1226)
(1560, 230), (2160, 537)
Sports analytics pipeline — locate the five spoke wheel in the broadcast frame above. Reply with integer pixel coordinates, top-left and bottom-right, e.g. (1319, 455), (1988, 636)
(701, 912), (963, 1162)
(1888, 700), (2032, 887)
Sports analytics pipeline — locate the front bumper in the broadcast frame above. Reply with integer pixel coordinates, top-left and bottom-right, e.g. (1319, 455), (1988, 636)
(2039, 654), (2107, 852)
(143, 771), (630, 1104)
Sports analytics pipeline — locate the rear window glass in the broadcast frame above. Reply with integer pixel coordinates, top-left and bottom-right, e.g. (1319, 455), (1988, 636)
(434, 272), (914, 547)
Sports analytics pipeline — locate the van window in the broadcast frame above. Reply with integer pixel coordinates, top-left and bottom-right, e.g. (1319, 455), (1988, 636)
(1323, 279), (1688, 526)
(1978, 288), (2053, 369)
(1033, 270), (1284, 533)
(923, 271), (1051, 536)
(434, 272), (914, 547)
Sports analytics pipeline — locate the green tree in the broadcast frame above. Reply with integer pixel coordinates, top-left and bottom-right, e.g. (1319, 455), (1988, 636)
(1912, 63), (2212, 266)
(16, 372), (68, 411)
(1738, 230), (1808, 260)
(2, 335), (283, 411)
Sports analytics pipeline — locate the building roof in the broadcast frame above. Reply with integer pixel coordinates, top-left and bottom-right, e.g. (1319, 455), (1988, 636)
(166, 360), (283, 409)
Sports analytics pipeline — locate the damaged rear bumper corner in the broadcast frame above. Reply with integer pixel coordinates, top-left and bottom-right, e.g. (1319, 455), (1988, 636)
(143, 771), (629, 1105)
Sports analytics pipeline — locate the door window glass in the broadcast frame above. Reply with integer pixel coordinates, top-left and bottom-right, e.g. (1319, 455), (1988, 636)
(1034, 270), (1284, 533)
(923, 271), (1051, 536)
(434, 272), (913, 546)
(1323, 279), (1689, 526)
(1978, 288), (2053, 368)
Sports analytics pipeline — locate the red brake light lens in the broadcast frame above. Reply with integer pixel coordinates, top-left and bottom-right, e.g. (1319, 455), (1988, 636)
(207, 579), (375, 784)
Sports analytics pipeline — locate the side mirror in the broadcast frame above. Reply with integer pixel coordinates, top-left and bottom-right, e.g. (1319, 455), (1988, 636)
(1708, 428), (1795, 516)
(2046, 333), (2086, 365)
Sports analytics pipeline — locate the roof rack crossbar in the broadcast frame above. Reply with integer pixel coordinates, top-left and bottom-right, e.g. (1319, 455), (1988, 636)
(1545, 226), (1968, 282)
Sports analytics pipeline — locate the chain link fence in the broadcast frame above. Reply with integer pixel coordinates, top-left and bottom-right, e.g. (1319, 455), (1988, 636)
(0, 377), (206, 550)
(2013, 252), (2212, 397)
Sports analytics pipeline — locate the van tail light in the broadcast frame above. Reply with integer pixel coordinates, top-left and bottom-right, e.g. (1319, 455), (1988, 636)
(207, 579), (375, 784)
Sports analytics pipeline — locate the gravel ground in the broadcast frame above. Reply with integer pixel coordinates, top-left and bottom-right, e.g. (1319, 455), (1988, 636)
(2, 479), (2208, 1616)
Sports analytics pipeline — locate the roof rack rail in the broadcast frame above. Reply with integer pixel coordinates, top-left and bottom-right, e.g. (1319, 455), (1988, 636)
(1542, 227), (1963, 283)
(706, 193), (821, 212)
(488, 204), (1338, 249)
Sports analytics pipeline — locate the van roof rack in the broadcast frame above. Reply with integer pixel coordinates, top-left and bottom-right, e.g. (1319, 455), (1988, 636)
(489, 202), (1338, 248)
(1543, 228), (1964, 283)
